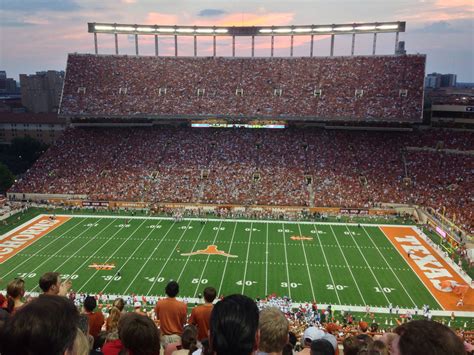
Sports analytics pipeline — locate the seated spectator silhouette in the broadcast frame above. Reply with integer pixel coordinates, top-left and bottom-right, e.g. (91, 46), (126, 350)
(83, 295), (105, 342)
(188, 286), (216, 341)
(209, 294), (259, 355)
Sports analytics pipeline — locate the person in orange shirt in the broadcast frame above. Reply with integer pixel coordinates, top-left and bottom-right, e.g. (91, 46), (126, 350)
(83, 295), (105, 342)
(188, 287), (216, 341)
(155, 281), (187, 347)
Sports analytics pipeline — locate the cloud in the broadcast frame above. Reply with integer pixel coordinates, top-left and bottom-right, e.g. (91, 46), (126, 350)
(1, 0), (80, 12)
(413, 21), (462, 33)
(195, 12), (295, 27)
(0, 19), (35, 27)
(145, 12), (180, 25)
(198, 9), (227, 17)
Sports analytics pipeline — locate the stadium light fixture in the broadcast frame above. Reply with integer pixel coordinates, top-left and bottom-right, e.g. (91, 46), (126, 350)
(355, 25), (376, 31)
(95, 25), (115, 31)
(259, 29), (273, 33)
(334, 26), (354, 31)
(377, 24), (399, 30)
(157, 27), (175, 33)
(115, 26), (136, 31)
(196, 28), (214, 33)
(293, 28), (312, 33)
(176, 28), (195, 33)
(214, 28), (229, 33)
(314, 27), (333, 32)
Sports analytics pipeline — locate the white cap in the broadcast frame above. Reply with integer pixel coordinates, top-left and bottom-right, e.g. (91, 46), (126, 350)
(302, 326), (325, 343)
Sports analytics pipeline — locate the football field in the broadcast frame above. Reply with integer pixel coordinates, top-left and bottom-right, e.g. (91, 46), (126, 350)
(1, 214), (471, 313)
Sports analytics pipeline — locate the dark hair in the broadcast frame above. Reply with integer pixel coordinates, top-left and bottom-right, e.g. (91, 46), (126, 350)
(78, 314), (90, 335)
(118, 313), (160, 355)
(181, 325), (198, 354)
(394, 319), (465, 355)
(311, 339), (334, 355)
(343, 335), (374, 355)
(203, 287), (217, 303)
(210, 294), (259, 355)
(39, 272), (60, 292)
(0, 295), (79, 355)
(282, 343), (295, 355)
(288, 331), (297, 347)
(6, 278), (25, 313)
(165, 281), (179, 297)
(83, 295), (97, 312)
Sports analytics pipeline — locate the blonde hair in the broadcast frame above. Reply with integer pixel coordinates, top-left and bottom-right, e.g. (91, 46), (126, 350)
(258, 307), (289, 353)
(72, 328), (90, 355)
(106, 306), (122, 332)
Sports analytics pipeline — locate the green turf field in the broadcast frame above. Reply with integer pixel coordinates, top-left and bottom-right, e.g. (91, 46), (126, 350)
(0, 214), (443, 310)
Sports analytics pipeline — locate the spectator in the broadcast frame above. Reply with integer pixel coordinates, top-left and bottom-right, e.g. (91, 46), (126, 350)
(83, 295), (105, 342)
(343, 334), (374, 355)
(172, 325), (198, 355)
(155, 281), (187, 347)
(392, 319), (465, 355)
(106, 306), (122, 332)
(310, 339), (334, 355)
(39, 271), (71, 296)
(258, 307), (289, 355)
(6, 278), (25, 313)
(188, 286), (217, 341)
(210, 294), (259, 355)
(0, 294), (79, 355)
(298, 327), (325, 355)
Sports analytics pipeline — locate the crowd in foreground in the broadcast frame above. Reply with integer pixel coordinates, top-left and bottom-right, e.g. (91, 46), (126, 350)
(10, 127), (474, 233)
(0, 272), (473, 355)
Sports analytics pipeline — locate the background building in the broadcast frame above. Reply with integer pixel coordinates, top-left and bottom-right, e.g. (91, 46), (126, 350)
(20, 71), (64, 113)
(425, 72), (457, 89)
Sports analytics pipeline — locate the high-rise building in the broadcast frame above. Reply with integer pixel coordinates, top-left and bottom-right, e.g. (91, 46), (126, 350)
(20, 70), (64, 113)
(0, 71), (20, 94)
(440, 74), (457, 88)
(425, 73), (458, 89)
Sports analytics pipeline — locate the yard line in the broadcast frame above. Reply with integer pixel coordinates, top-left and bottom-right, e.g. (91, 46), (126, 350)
(311, 223), (341, 304)
(144, 220), (189, 296)
(177, 221), (210, 282)
(1, 217), (86, 280)
(76, 219), (148, 292)
(281, 223), (292, 298)
(241, 222), (253, 294)
(328, 225), (366, 305)
(192, 221), (224, 298)
(103, 220), (163, 294)
(265, 222), (269, 297)
(25, 218), (109, 292)
(297, 223), (315, 302)
(343, 225), (390, 306)
(361, 226), (417, 307)
(217, 222), (238, 297)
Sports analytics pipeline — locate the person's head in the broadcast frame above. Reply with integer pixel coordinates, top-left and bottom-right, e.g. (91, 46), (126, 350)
(302, 327), (325, 348)
(258, 307), (289, 354)
(393, 319), (465, 355)
(358, 340), (388, 355)
(107, 306), (122, 331)
(0, 295), (79, 355)
(39, 272), (61, 294)
(310, 339), (334, 355)
(165, 281), (179, 298)
(204, 286), (217, 303)
(181, 325), (198, 352)
(83, 295), (97, 312)
(6, 278), (25, 312)
(118, 312), (160, 355)
(113, 297), (125, 311)
(210, 294), (259, 355)
(72, 328), (91, 355)
(343, 334), (374, 355)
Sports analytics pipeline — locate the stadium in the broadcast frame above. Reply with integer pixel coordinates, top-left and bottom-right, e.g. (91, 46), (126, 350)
(0, 18), (473, 355)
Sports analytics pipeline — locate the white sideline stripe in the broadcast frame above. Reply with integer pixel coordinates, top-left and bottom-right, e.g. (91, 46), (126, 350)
(108, 220), (163, 294)
(343, 225), (391, 305)
(328, 225), (366, 305)
(378, 226), (445, 311)
(413, 227), (472, 285)
(1, 217), (86, 279)
(50, 214), (414, 228)
(193, 221), (223, 298)
(297, 222), (315, 302)
(0, 213), (45, 239)
(311, 223), (341, 304)
(265, 223), (269, 297)
(5, 288), (474, 317)
(217, 222), (238, 297)
(77, 219), (148, 292)
(361, 226), (418, 307)
(25, 218), (108, 293)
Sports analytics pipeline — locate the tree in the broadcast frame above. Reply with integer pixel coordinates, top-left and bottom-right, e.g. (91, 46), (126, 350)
(0, 163), (15, 193)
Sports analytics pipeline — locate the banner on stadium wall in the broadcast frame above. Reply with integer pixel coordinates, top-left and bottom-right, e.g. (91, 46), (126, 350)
(82, 201), (109, 208)
(111, 201), (148, 209)
(368, 209), (397, 216)
(47, 199), (83, 207)
(340, 208), (369, 215)
(309, 207), (340, 214)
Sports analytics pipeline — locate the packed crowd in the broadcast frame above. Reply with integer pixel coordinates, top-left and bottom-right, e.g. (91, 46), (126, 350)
(0, 273), (472, 355)
(60, 54), (425, 122)
(10, 126), (473, 232)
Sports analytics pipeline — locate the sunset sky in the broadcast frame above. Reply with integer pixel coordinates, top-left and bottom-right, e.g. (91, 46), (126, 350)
(1, 0), (473, 81)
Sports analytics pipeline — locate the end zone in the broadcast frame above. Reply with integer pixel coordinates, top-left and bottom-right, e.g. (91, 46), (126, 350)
(0, 215), (71, 264)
